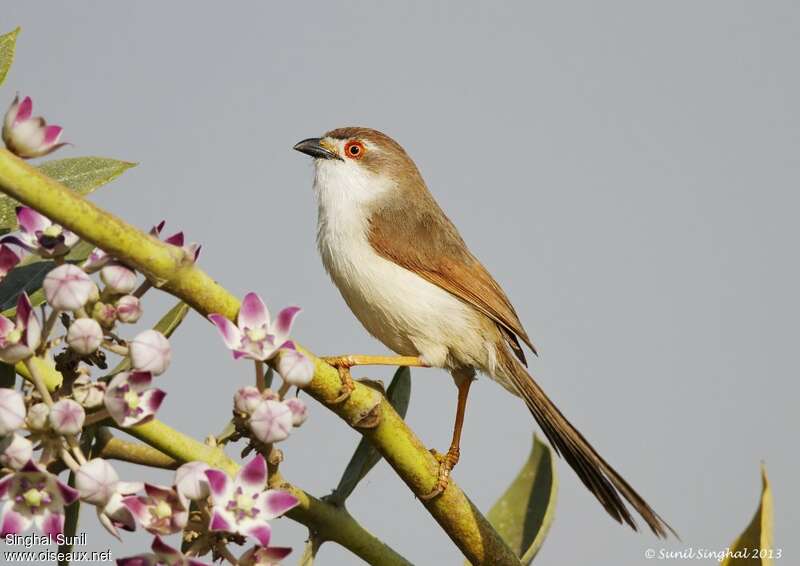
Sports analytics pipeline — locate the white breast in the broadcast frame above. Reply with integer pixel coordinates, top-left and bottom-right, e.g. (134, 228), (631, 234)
(312, 159), (491, 370)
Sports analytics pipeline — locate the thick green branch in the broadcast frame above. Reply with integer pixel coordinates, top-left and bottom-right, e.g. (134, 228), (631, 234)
(0, 148), (520, 566)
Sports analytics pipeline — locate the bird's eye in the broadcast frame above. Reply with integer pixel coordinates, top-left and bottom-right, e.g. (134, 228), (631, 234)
(344, 140), (364, 159)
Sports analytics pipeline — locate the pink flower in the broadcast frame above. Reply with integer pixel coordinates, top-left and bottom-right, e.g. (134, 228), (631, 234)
(283, 398), (308, 427)
(130, 330), (172, 376)
(208, 293), (300, 362)
(1, 207), (78, 256)
(66, 318), (104, 355)
(249, 400), (293, 444)
(234, 386), (264, 416)
(48, 399), (85, 435)
(0, 245), (20, 282)
(204, 455), (299, 547)
(104, 372), (165, 428)
(174, 462), (209, 502)
(275, 345), (314, 387)
(97, 482), (142, 540)
(239, 545), (293, 566)
(2, 95), (67, 158)
(150, 221), (201, 263)
(0, 292), (41, 363)
(0, 389), (26, 435)
(75, 458), (119, 506)
(123, 484), (187, 536)
(100, 263), (137, 294)
(116, 295), (142, 323)
(117, 535), (209, 566)
(0, 434), (33, 470)
(0, 461), (79, 537)
(43, 264), (94, 311)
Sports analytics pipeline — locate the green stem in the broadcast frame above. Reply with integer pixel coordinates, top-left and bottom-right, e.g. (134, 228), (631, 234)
(0, 147), (519, 565)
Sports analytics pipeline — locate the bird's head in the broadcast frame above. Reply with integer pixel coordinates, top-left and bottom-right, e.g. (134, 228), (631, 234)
(293, 127), (425, 209)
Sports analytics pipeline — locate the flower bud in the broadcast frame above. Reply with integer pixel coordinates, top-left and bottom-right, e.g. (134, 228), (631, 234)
(0, 433), (33, 470)
(49, 399), (85, 435)
(92, 302), (117, 328)
(100, 263), (137, 294)
(75, 458), (119, 506)
(0, 388), (26, 435)
(115, 295), (142, 323)
(234, 386), (262, 416)
(43, 264), (94, 311)
(283, 397), (308, 427)
(249, 399), (293, 444)
(174, 461), (210, 501)
(67, 318), (103, 355)
(26, 402), (50, 431)
(72, 374), (107, 410)
(2, 95), (67, 158)
(276, 348), (314, 387)
(130, 330), (171, 376)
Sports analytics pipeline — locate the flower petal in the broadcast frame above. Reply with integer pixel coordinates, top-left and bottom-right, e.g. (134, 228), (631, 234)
(238, 293), (269, 330)
(0, 506), (31, 536)
(261, 489), (299, 519)
(208, 510), (232, 532)
(245, 522), (272, 547)
(16, 206), (49, 234)
(39, 510), (64, 537)
(208, 314), (242, 350)
(237, 455), (267, 491)
(204, 469), (230, 499)
(273, 306), (301, 338)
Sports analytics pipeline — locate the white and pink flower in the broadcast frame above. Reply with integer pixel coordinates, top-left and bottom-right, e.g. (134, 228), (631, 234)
(130, 330), (172, 376)
(2, 95), (67, 158)
(104, 372), (165, 428)
(1, 207), (78, 256)
(204, 455), (298, 547)
(0, 389), (26, 435)
(249, 400), (293, 444)
(117, 535), (209, 566)
(0, 245), (20, 282)
(0, 292), (41, 363)
(43, 264), (94, 311)
(123, 484), (187, 536)
(209, 293), (299, 362)
(0, 461), (79, 536)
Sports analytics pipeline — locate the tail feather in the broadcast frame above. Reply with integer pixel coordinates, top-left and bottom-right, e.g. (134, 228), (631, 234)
(498, 346), (677, 538)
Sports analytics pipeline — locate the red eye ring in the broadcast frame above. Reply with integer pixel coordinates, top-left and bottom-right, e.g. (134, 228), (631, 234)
(344, 140), (365, 159)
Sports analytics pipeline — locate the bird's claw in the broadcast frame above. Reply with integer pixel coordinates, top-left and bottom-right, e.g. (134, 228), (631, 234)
(324, 359), (355, 403)
(420, 448), (459, 501)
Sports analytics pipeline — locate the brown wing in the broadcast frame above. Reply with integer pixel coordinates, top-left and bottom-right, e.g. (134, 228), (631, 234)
(368, 197), (537, 363)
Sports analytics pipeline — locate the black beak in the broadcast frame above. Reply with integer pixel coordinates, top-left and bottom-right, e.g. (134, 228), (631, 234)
(292, 138), (342, 161)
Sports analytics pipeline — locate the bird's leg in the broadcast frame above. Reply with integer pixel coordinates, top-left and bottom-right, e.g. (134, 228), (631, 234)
(420, 371), (474, 501)
(322, 355), (429, 403)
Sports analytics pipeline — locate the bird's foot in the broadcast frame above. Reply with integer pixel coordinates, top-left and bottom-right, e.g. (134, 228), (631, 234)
(322, 359), (356, 404)
(322, 355), (429, 403)
(420, 446), (460, 501)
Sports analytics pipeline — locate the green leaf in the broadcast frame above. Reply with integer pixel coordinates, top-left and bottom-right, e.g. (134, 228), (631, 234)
(0, 157), (136, 230)
(721, 465), (774, 566)
(473, 433), (557, 565)
(0, 241), (95, 316)
(0, 362), (15, 388)
(58, 471), (80, 566)
(105, 301), (190, 377)
(329, 366), (411, 503)
(0, 259), (54, 311)
(0, 27), (20, 87)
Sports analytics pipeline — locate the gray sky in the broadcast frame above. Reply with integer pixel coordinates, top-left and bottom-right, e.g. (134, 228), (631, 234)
(5, 2), (798, 564)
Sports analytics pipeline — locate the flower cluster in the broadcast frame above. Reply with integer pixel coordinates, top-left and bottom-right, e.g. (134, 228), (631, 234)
(0, 203), (305, 562)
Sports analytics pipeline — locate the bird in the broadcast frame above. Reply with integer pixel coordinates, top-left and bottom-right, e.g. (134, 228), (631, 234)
(293, 127), (674, 537)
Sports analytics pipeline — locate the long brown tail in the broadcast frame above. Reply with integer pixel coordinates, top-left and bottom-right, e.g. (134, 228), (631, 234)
(498, 347), (677, 538)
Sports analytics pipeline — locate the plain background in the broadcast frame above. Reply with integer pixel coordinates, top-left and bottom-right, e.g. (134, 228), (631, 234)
(4, 2), (798, 564)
